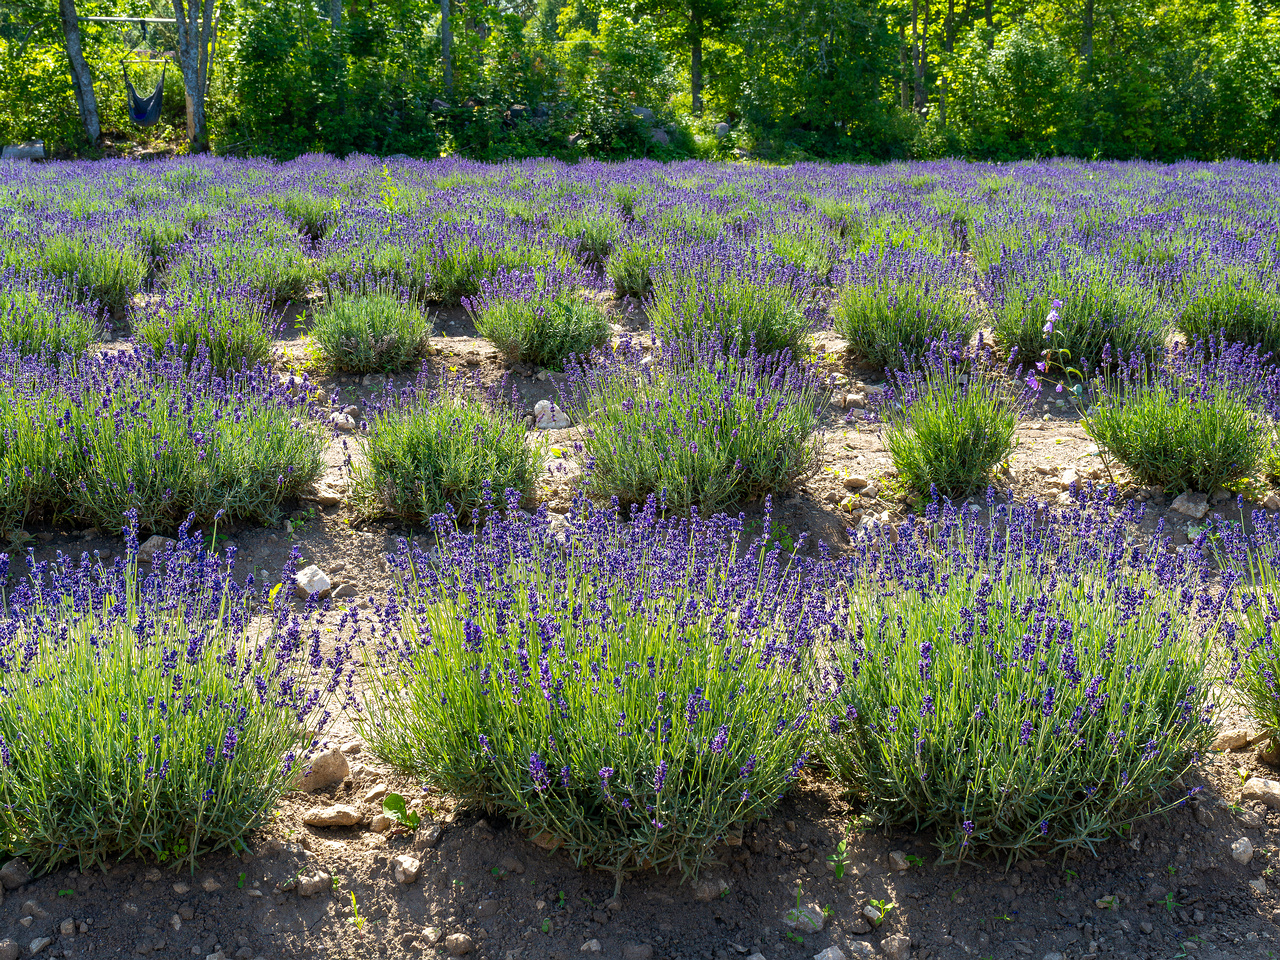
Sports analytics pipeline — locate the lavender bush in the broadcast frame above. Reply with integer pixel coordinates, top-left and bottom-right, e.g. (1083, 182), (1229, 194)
(0, 517), (339, 870)
(1083, 339), (1272, 493)
(358, 497), (822, 881)
(1176, 267), (1280, 355)
(467, 266), (609, 370)
(311, 289), (432, 373)
(133, 286), (276, 374)
(820, 495), (1217, 862)
(0, 347), (323, 534)
(351, 375), (540, 524)
(876, 337), (1029, 498)
(0, 282), (96, 359)
(564, 342), (825, 514)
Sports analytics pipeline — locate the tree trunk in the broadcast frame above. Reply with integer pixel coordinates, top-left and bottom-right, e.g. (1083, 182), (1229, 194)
(984, 0), (993, 46)
(940, 0), (953, 126)
(911, 0), (921, 111)
(1081, 0), (1094, 61)
(330, 0), (341, 30)
(899, 24), (909, 109)
(57, 0), (99, 145)
(173, 0), (216, 152)
(690, 15), (704, 115)
(441, 0), (453, 96)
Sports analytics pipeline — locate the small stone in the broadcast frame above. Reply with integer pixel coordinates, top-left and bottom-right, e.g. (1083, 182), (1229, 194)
(880, 935), (910, 960)
(581, 942), (602, 955)
(298, 748), (349, 792)
(364, 783), (389, 802)
(1140, 922), (1153, 934)
(302, 804), (361, 827)
(332, 583), (357, 599)
(1250, 878), (1269, 895)
(137, 535), (178, 564)
(0, 940), (18, 960)
(813, 948), (846, 960)
(424, 927), (443, 944)
(293, 565), (332, 600)
(845, 945), (876, 960)
(888, 850), (909, 871)
(1242, 777), (1280, 809)
(393, 855), (422, 884)
(498, 855), (525, 875)
(329, 413), (357, 432)
(20, 900), (46, 919)
(782, 905), (825, 934)
(370, 815), (391, 834)
(1214, 729), (1253, 751)
(415, 823), (443, 849)
(172, 882), (191, 895)
(295, 870), (331, 897)
(0, 859), (29, 890)
(843, 475), (870, 491)
(29, 938), (52, 955)
(1170, 492), (1209, 519)
(476, 899), (499, 918)
(1232, 837), (1254, 864)
(1043, 954), (1065, 960)
(1266, 493), (1280, 511)
(58, 919), (74, 937)
(862, 905), (881, 924)
(846, 393), (866, 409)
(621, 946), (653, 960)
(201, 877), (221, 893)
(445, 933), (474, 956)
(533, 399), (571, 430)
(693, 878), (729, 902)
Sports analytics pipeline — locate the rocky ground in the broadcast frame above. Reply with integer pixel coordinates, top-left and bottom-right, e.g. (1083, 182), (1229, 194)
(3, 298), (1279, 960)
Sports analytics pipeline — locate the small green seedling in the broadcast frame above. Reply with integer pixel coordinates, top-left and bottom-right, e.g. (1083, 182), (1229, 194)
(869, 898), (895, 925)
(1162, 893), (1178, 913)
(827, 838), (849, 879)
(785, 932), (804, 945)
(348, 891), (365, 932)
(57, 890), (74, 897)
(905, 854), (925, 867)
(557, 890), (566, 908)
(237, 872), (246, 889)
(383, 793), (421, 830)
(540, 918), (552, 934)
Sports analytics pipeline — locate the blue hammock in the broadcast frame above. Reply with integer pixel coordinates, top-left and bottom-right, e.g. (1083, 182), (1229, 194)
(123, 61), (167, 127)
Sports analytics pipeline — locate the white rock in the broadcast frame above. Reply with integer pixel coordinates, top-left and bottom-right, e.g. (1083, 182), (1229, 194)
(302, 804), (361, 827)
(1232, 838), (1254, 865)
(533, 399), (571, 430)
(1170, 492), (1209, 519)
(1242, 777), (1280, 809)
(312, 480), (346, 507)
(370, 815), (391, 834)
(29, 939), (51, 956)
(845, 945), (876, 960)
(424, 927), (443, 944)
(888, 849), (909, 871)
(843, 475), (870, 490)
(1250, 878), (1268, 895)
(294, 870), (331, 897)
(364, 782), (389, 802)
(1266, 493), (1280, 511)
(137, 535), (176, 563)
(782, 904), (825, 933)
(1214, 729), (1253, 751)
(201, 877), (221, 892)
(393, 854), (422, 884)
(881, 935), (911, 960)
(1043, 954), (1065, 960)
(813, 948), (846, 960)
(329, 413), (357, 432)
(294, 565), (332, 600)
(298, 747), (349, 792)
(580, 941), (603, 954)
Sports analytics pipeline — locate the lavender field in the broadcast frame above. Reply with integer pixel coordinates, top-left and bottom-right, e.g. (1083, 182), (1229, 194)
(0, 156), (1277, 960)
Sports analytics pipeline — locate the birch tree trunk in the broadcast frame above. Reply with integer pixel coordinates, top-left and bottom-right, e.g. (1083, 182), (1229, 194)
(57, 0), (100, 145)
(173, 0), (216, 152)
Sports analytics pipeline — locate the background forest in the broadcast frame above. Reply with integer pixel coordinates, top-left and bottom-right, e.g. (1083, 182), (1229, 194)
(0, 0), (1276, 162)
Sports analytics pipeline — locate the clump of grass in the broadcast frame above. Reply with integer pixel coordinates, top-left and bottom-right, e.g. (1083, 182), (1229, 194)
(134, 287), (275, 374)
(351, 379), (540, 525)
(34, 235), (146, 315)
(0, 284), (96, 359)
(822, 495), (1216, 862)
(423, 231), (564, 305)
(359, 498), (820, 881)
(606, 239), (659, 299)
(990, 263), (1166, 372)
(311, 290), (432, 373)
(1083, 339), (1271, 494)
(564, 342), (824, 514)
(0, 517), (338, 870)
(833, 272), (975, 371)
(0, 347), (324, 534)
(875, 338), (1027, 499)
(187, 236), (313, 306)
(648, 262), (811, 358)
(1176, 268), (1280, 355)
(467, 267), (608, 371)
